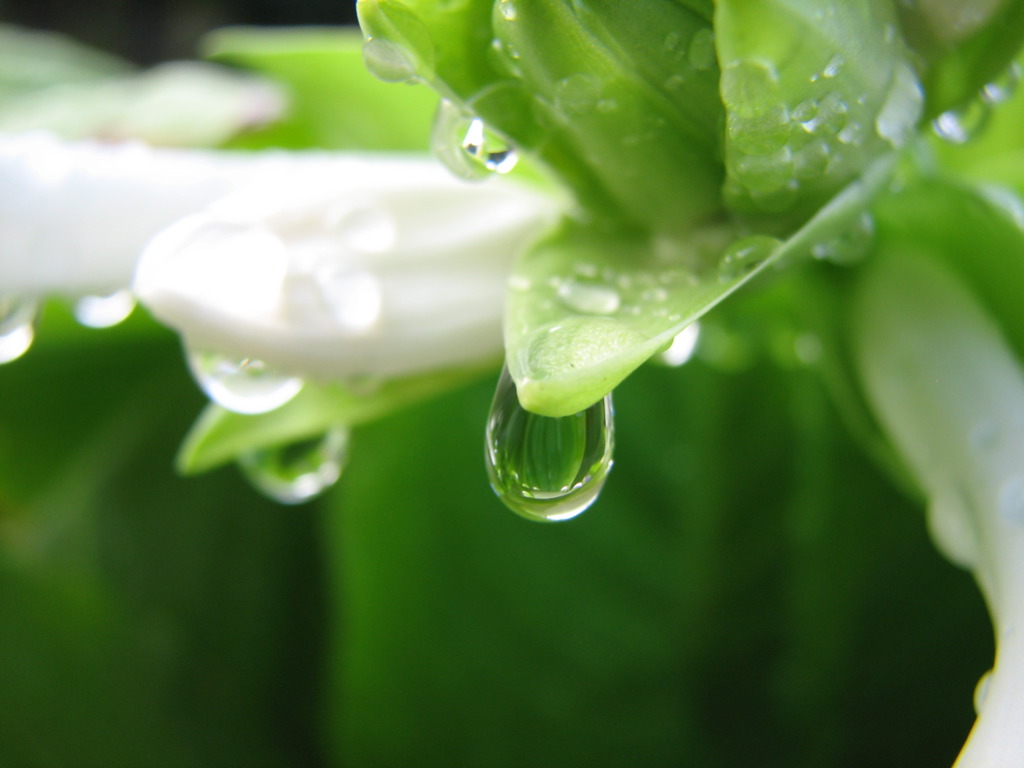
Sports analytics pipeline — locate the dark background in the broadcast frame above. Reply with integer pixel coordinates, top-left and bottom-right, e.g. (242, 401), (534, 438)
(0, 0), (359, 64)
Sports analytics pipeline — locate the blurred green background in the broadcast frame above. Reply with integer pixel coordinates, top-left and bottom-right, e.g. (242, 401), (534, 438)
(0, 2), (997, 766)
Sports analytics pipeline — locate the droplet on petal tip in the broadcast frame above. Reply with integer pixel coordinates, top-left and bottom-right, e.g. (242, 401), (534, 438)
(186, 348), (304, 415)
(238, 425), (350, 505)
(485, 366), (614, 523)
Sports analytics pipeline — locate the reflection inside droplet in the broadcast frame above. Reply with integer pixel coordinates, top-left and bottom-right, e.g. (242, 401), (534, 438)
(238, 426), (350, 504)
(485, 366), (614, 523)
(186, 348), (304, 415)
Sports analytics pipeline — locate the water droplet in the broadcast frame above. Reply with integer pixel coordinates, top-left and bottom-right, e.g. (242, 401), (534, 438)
(485, 367), (614, 523)
(816, 92), (849, 136)
(998, 475), (1024, 525)
(718, 236), (780, 282)
(822, 54), (844, 79)
(974, 669), (993, 715)
(554, 72), (604, 116)
(74, 290), (136, 329)
(793, 139), (831, 179)
(812, 212), (874, 266)
(556, 280), (621, 315)
(688, 28), (716, 71)
(982, 62), (1021, 104)
(875, 62), (924, 147)
(655, 323), (700, 367)
(723, 61), (790, 154)
(432, 100), (517, 180)
(497, 0), (517, 21)
(187, 349), (303, 415)
(932, 101), (990, 144)
(362, 37), (418, 83)
(731, 146), (794, 191)
(0, 297), (37, 364)
(238, 426), (349, 505)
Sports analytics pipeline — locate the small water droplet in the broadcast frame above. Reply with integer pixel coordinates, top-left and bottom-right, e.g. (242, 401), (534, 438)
(432, 101), (517, 179)
(187, 349), (303, 414)
(74, 290), (136, 329)
(485, 367), (614, 523)
(718, 236), (780, 282)
(688, 28), (716, 71)
(362, 37), (418, 83)
(982, 62), (1021, 104)
(974, 669), (993, 715)
(238, 426), (349, 505)
(932, 101), (990, 144)
(998, 475), (1024, 525)
(554, 72), (604, 116)
(875, 62), (924, 147)
(497, 0), (517, 21)
(654, 323), (700, 367)
(556, 280), (621, 315)
(0, 297), (37, 364)
(822, 54), (844, 79)
(811, 212), (874, 266)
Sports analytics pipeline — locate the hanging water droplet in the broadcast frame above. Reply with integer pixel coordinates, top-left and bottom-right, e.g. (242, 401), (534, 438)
(982, 62), (1021, 104)
(485, 366), (614, 523)
(74, 290), (136, 329)
(718, 236), (780, 282)
(187, 349), (304, 415)
(432, 100), (517, 180)
(0, 296), (37, 364)
(932, 100), (991, 144)
(811, 212), (874, 266)
(875, 62), (924, 147)
(654, 323), (700, 367)
(238, 426), (349, 505)
(362, 37), (419, 83)
(556, 280), (621, 315)
(821, 54), (844, 79)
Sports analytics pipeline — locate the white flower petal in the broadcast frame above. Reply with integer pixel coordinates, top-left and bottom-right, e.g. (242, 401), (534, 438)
(134, 155), (555, 379)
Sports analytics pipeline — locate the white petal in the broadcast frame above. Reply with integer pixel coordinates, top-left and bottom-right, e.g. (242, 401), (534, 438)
(134, 156), (555, 379)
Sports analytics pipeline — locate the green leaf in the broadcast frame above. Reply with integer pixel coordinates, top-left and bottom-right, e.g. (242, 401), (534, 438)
(325, 350), (987, 768)
(507, 155), (897, 416)
(203, 26), (439, 151)
(896, 0), (1024, 116)
(715, 0), (921, 224)
(178, 364), (493, 475)
(359, 0), (724, 233)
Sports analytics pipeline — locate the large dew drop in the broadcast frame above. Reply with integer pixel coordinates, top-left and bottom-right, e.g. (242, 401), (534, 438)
(238, 426), (349, 505)
(0, 297), (37, 364)
(187, 349), (304, 415)
(485, 366), (614, 523)
(432, 100), (518, 180)
(718, 236), (780, 282)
